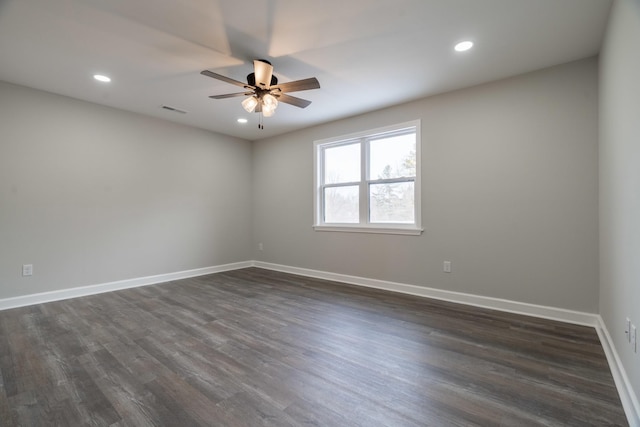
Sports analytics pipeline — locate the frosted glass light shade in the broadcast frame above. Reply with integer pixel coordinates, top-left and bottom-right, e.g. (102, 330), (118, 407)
(263, 93), (278, 109)
(242, 96), (258, 113)
(263, 106), (276, 117)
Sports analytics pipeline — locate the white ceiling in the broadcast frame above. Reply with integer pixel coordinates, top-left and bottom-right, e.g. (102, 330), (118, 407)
(0, 0), (612, 141)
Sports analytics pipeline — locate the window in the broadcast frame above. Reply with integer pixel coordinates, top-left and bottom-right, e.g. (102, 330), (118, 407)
(314, 120), (422, 235)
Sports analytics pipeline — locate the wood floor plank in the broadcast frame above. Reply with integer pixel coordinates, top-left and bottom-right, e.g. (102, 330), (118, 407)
(0, 267), (629, 426)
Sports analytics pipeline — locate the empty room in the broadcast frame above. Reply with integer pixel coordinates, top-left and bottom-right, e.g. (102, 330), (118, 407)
(1, 0), (639, 425)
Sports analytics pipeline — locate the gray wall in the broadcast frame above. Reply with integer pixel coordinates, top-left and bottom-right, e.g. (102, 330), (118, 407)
(253, 58), (599, 313)
(0, 81), (252, 299)
(600, 0), (640, 405)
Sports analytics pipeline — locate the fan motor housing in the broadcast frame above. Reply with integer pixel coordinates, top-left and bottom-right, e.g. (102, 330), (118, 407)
(247, 73), (278, 87)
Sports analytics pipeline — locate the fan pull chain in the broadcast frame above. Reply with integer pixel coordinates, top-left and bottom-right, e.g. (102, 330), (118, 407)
(258, 112), (264, 129)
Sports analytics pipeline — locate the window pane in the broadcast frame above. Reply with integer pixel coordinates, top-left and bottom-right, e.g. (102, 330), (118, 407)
(324, 186), (359, 223)
(369, 133), (416, 180)
(369, 182), (414, 223)
(324, 143), (360, 184)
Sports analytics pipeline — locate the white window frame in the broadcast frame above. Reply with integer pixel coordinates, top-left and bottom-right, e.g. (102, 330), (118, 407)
(313, 120), (423, 235)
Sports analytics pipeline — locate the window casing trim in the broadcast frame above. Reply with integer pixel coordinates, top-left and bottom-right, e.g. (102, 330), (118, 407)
(313, 120), (423, 235)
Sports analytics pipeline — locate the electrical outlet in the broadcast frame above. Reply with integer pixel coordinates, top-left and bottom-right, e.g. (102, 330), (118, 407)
(632, 324), (637, 353)
(22, 264), (33, 277)
(258, 243), (263, 251)
(443, 261), (451, 273)
(626, 317), (631, 342)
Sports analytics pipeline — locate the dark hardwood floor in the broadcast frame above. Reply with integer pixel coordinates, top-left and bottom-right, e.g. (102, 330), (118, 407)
(0, 268), (628, 426)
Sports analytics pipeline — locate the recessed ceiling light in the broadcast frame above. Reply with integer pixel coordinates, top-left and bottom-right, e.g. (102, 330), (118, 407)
(454, 41), (474, 52)
(93, 74), (111, 83)
(237, 118), (248, 124)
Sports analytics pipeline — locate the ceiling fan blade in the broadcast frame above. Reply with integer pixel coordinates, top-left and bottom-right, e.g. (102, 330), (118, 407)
(209, 92), (253, 99)
(253, 60), (274, 88)
(271, 77), (320, 93)
(201, 70), (254, 90)
(276, 93), (312, 108)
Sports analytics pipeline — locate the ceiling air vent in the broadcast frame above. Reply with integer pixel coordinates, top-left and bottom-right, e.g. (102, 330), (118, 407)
(161, 105), (187, 114)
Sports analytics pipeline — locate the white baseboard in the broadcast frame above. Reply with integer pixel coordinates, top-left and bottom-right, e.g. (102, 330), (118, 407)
(0, 261), (252, 311)
(596, 316), (640, 427)
(1, 259), (599, 326)
(253, 261), (599, 327)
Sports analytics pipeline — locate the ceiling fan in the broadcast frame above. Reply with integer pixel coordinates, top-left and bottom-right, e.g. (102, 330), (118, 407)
(201, 59), (320, 128)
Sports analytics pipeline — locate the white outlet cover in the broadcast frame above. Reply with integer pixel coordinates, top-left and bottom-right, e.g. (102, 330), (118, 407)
(443, 261), (451, 273)
(22, 264), (33, 276)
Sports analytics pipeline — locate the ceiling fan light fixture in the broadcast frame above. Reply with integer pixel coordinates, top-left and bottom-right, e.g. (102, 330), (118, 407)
(201, 59), (320, 126)
(242, 96), (258, 113)
(263, 93), (278, 109)
(261, 93), (279, 117)
(262, 105), (276, 117)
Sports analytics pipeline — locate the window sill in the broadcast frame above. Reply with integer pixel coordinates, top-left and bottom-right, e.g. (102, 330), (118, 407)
(313, 225), (424, 236)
